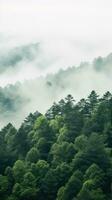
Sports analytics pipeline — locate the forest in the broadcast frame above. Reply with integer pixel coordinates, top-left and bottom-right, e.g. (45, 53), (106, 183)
(0, 90), (112, 200)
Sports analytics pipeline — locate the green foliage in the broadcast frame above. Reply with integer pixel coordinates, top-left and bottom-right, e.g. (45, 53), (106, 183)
(77, 183), (106, 200)
(13, 160), (26, 182)
(26, 147), (39, 163)
(0, 175), (8, 198)
(56, 186), (65, 200)
(58, 170), (83, 200)
(0, 91), (112, 200)
(51, 142), (76, 164)
(31, 160), (49, 181)
(74, 135), (88, 151)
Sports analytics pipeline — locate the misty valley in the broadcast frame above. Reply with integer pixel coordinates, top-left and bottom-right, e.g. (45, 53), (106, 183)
(0, 52), (112, 128)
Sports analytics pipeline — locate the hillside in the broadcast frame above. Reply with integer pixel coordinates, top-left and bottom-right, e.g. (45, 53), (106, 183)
(0, 53), (112, 127)
(0, 91), (112, 200)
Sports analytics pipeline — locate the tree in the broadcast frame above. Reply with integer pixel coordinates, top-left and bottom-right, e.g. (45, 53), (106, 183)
(42, 163), (71, 200)
(46, 102), (60, 119)
(72, 133), (110, 171)
(26, 147), (39, 163)
(75, 135), (88, 151)
(104, 124), (112, 148)
(77, 181), (106, 200)
(23, 172), (36, 187)
(56, 186), (65, 200)
(84, 164), (105, 189)
(59, 170), (83, 200)
(0, 123), (17, 173)
(33, 116), (55, 160)
(5, 166), (14, 194)
(0, 175), (9, 199)
(34, 115), (54, 141)
(19, 187), (38, 200)
(14, 112), (41, 157)
(13, 160), (26, 182)
(12, 183), (21, 199)
(31, 160), (49, 182)
(36, 137), (51, 160)
(87, 90), (99, 112)
(51, 142), (76, 165)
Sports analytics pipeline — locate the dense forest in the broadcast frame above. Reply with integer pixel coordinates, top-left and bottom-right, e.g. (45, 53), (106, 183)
(0, 90), (112, 200)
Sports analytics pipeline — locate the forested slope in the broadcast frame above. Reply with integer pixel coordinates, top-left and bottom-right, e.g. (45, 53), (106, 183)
(0, 91), (112, 200)
(0, 53), (112, 128)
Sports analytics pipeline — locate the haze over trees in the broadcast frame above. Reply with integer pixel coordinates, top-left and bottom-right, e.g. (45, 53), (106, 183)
(0, 52), (112, 128)
(0, 91), (112, 200)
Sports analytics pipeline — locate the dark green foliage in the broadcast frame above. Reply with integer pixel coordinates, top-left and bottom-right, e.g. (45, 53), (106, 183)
(14, 111), (41, 157)
(0, 91), (112, 200)
(26, 147), (39, 163)
(57, 170), (83, 200)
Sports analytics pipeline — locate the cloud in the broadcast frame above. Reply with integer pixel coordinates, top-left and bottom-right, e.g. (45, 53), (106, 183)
(0, 43), (39, 72)
(1, 0), (112, 73)
(0, 53), (112, 128)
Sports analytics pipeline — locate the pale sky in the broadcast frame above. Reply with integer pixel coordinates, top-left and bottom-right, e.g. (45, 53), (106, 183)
(0, 0), (112, 85)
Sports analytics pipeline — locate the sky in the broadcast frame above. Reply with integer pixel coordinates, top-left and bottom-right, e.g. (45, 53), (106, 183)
(0, 0), (112, 85)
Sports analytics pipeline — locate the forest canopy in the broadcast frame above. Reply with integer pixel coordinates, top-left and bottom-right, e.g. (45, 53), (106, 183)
(0, 90), (112, 200)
